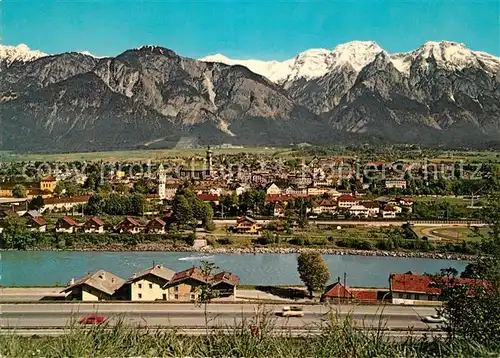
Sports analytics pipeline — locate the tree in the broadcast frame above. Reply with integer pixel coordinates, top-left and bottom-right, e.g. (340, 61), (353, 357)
(12, 184), (27, 198)
(172, 195), (194, 227)
(297, 251), (330, 298)
(195, 261), (220, 335)
(97, 182), (113, 196)
(438, 184), (500, 349)
(28, 195), (44, 210)
(86, 195), (104, 215)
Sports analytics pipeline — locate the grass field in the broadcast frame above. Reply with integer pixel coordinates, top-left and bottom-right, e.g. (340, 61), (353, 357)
(0, 147), (290, 162)
(413, 226), (488, 241)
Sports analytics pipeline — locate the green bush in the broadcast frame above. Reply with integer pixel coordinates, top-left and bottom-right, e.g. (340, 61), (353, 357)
(217, 237), (234, 245)
(289, 236), (305, 246)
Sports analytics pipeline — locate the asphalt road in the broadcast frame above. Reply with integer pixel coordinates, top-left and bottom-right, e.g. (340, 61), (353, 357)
(0, 303), (439, 331)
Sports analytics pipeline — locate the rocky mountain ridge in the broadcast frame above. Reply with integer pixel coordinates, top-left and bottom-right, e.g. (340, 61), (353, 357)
(1, 41), (499, 152)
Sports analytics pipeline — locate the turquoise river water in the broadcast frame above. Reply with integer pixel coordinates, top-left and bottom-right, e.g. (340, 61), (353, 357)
(0, 251), (469, 288)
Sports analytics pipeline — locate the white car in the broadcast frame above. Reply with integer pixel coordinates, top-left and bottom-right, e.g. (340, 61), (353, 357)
(277, 306), (304, 317)
(421, 314), (448, 324)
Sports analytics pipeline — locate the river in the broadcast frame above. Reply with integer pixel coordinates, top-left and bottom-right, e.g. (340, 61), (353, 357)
(0, 251), (468, 288)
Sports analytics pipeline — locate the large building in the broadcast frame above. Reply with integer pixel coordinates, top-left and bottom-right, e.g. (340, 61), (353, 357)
(179, 147), (214, 180)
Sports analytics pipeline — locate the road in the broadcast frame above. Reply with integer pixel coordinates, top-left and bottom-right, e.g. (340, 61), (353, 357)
(213, 219), (485, 227)
(0, 303), (440, 331)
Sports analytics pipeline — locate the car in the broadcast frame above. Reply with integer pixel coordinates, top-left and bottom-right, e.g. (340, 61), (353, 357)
(277, 306), (304, 317)
(421, 314), (448, 324)
(79, 314), (108, 324)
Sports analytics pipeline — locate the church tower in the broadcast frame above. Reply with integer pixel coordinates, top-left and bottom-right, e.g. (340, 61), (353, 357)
(157, 164), (166, 199)
(206, 146), (213, 175)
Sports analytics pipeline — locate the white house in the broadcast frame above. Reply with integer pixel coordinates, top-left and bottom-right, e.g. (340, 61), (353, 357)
(349, 205), (369, 218)
(337, 195), (359, 209)
(266, 183), (281, 196)
(382, 205), (397, 218)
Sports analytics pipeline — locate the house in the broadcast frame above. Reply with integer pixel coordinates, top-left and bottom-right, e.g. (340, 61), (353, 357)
(381, 205), (397, 219)
(233, 216), (260, 234)
(22, 210), (42, 219)
(390, 272), (439, 303)
(266, 183), (282, 196)
(349, 205), (370, 218)
(55, 216), (80, 233)
(83, 217), (105, 233)
(322, 282), (380, 303)
(26, 217), (47, 232)
(283, 187), (307, 196)
(165, 184), (180, 200)
(235, 185), (248, 196)
(164, 267), (211, 302)
(40, 176), (57, 193)
(146, 218), (167, 234)
(313, 199), (337, 215)
(212, 271), (240, 299)
(273, 202), (286, 217)
(385, 179), (407, 190)
(197, 194), (220, 206)
(306, 187), (327, 197)
(116, 217), (144, 234)
(389, 272), (487, 304)
(362, 201), (380, 216)
(120, 264), (175, 301)
(337, 195), (359, 209)
(61, 269), (125, 301)
(42, 195), (90, 212)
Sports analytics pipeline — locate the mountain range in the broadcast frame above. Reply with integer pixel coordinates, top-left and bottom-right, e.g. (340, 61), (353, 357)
(0, 41), (499, 152)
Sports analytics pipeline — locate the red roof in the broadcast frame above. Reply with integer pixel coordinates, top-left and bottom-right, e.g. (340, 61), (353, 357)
(147, 217), (166, 227)
(236, 216), (256, 224)
(351, 289), (378, 301)
(87, 217), (105, 226)
(383, 205), (397, 212)
(169, 267), (211, 285)
(44, 195), (91, 205)
(337, 195), (357, 201)
(213, 271), (240, 286)
(318, 199), (336, 207)
(324, 282), (354, 299)
(41, 176), (56, 182)
(197, 194), (219, 201)
(31, 217), (47, 226)
(120, 216), (142, 227)
(59, 216), (79, 227)
(390, 273), (483, 295)
(324, 282), (378, 302)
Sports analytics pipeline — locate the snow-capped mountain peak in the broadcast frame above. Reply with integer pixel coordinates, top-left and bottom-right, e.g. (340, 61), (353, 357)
(329, 41), (385, 71)
(0, 44), (47, 66)
(391, 40), (500, 74)
(203, 41), (386, 86)
(201, 54), (294, 83)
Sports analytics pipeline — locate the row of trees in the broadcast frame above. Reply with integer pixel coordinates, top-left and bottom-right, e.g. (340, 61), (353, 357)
(171, 188), (214, 230)
(86, 194), (146, 216)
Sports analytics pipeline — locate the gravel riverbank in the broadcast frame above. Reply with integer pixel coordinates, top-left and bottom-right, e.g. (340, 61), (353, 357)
(1, 243), (474, 261)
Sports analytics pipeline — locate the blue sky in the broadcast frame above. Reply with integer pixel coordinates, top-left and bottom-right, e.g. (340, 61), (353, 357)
(1, 0), (499, 59)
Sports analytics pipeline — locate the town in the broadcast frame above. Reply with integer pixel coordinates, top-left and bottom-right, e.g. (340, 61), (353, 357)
(0, 147), (494, 257)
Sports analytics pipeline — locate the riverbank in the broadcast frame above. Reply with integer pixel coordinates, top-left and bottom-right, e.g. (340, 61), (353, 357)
(0, 242), (474, 260)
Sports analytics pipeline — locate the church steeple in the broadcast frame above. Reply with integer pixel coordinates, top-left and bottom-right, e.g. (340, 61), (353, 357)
(157, 164), (166, 199)
(206, 146), (213, 174)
